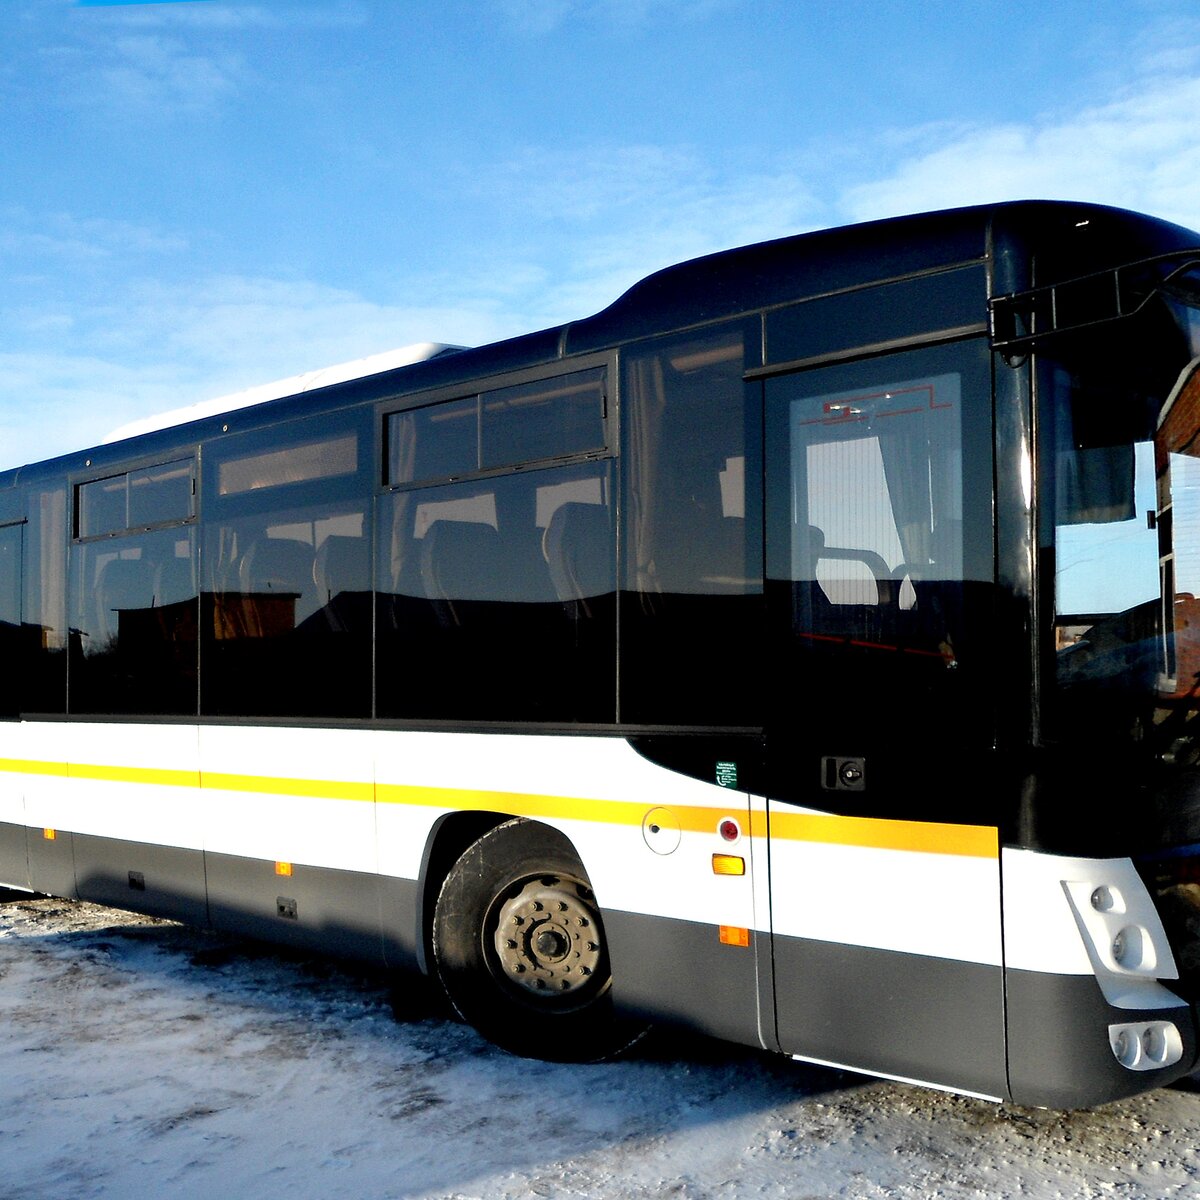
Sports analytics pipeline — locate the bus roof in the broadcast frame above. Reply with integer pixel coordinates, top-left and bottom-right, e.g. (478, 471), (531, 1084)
(101, 341), (465, 444)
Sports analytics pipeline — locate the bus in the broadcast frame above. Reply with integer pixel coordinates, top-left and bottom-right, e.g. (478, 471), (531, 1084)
(2, 200), (1200, 1109)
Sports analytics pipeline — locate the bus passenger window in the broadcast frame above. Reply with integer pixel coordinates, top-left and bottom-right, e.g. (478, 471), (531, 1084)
(200, 413), (372, 719)
(78, 458), (194, 537)
(620, 321), (761, 726)
(376, 463), (615, 723)
(22, 487), (67, 714)
(0, 524), (21, 719)
(385, 367), (608, 488)
(69, 529), (197, 716)
(202, 509), (370, 718)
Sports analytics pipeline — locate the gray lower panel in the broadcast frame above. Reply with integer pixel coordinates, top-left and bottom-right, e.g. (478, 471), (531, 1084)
(1006, 968), (1199, 1108)
(773, 934), (1008, 1099)
(13, 821), (423, 976)
(74, 832), (208, 925)
(604, 909), (763, 1048)
(379, 872), (422, 972)
(28, 825), (76, 899)
(0, 820), (29, 890)
(205, 850), (410, 968)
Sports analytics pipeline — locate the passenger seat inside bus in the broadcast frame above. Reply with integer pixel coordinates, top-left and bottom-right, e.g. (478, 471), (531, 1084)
(543, 501), (612, 618)
(419, 520), (507, 626)
(313, 534), (366, 632)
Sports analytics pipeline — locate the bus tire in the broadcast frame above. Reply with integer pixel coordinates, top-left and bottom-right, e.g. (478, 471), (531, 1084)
(432, 818), (644, 1062)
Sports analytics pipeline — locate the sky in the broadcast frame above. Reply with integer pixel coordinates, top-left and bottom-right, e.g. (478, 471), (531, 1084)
(4, 0), (1200, 470)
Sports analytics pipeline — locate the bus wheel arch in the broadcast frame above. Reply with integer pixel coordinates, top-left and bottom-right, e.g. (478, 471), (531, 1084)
(416, 809), (512, 975)
(431, 817), (645, 1061)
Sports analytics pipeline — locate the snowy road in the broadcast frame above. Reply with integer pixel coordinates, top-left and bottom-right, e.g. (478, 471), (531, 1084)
(1, 894), (1198, 1199)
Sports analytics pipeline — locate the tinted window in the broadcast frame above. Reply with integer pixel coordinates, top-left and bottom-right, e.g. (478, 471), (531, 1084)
(765, 264), (986, 366)
(386, 366), (607, 487)
(481, 370), (606, 468)
(218, 435), (356, 497)
(0, 524), (20, 718)
(620, 321), (761, 726)
(201, 416), (370, 718)
(22, 486), (67, 715)
(377, 462), (615, 722)
(388, 397), (477, 486)
(786, 372), (964, 636)
(78, 458), (194, 538)
(70, 528), (197, 715)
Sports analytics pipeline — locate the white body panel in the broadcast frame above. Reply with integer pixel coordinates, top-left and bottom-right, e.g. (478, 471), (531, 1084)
(5, 719), (1186, 1009)
(769, 834), (1003, 965)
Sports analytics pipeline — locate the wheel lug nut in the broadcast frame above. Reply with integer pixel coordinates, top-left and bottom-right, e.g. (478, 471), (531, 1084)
(505, 939), (518, 949)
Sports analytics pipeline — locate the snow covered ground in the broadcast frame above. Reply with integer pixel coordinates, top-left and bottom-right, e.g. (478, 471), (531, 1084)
(1, 893), (1198, 1200)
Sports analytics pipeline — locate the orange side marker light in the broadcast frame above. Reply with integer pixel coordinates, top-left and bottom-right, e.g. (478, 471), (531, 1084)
(711, 853), (745, 876)
(275, 861), (293, 877)
(43, 828), (56, 841)
(720, 925), (751, 947)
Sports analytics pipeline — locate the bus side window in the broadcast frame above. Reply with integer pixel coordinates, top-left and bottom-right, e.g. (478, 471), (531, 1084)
(620, 320), (762, 726)
(69, 530), (198, 716)
(23, 486), (68, 715)
(377, 463), (615, 723)
(200, 415), (372, 719)
(0, 523), (21, 719)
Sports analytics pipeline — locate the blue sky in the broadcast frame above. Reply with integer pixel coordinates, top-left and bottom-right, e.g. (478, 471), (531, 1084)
(4, 0), (1200, 470)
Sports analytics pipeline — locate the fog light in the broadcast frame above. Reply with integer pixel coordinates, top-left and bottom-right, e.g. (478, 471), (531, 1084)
(1112, 1027), (1137, 1068)
(1109, 1021), (1183, 1071)
(1142, 1025), (1167, 1062)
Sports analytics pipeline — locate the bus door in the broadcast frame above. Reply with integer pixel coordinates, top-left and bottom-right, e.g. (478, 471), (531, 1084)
(762, 340), (1008, 1098)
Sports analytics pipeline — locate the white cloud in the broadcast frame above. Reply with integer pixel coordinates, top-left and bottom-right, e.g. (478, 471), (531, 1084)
(0, 208), (188, 265)
(89, 33), (248, 113)
(839, 66), (1200, 231)
(470, 143), (820, 324)
(0, 272), (527, 470)
(81, 2), (368, 33)
(495, 0), (740, 34)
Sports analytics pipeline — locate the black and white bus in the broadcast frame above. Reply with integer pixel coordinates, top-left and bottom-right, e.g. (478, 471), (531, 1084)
(3, 200), (1200, 1108)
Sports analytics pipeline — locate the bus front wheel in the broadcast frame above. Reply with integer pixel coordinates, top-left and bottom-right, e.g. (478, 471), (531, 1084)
(432, 819), (643, 1061)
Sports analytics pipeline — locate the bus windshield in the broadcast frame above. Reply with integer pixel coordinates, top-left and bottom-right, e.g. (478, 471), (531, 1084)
(1049, 289), (1200, 848)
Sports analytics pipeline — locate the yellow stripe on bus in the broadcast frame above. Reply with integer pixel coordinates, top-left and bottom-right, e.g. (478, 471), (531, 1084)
(769, 810), (998, 858)
(0, 755), (997, 857)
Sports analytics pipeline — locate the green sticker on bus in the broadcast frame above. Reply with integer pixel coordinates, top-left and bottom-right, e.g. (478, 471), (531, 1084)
(715, 761), (738, 788)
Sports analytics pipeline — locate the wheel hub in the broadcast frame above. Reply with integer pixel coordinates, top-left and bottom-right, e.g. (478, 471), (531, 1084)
(493, 877), (603, 999)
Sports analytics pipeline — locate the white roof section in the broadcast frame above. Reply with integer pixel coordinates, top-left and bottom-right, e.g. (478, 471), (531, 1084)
(102, 342), (463, 444)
